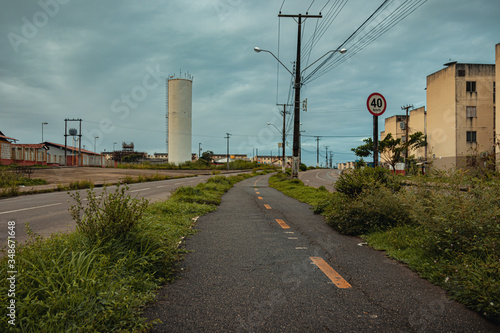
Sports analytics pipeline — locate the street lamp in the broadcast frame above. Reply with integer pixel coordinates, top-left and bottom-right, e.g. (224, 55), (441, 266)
(94, 136), (99, 153)
(41, 122), (48, 142)
(254, 47), (295, 77)
(113, 142), (117, 151)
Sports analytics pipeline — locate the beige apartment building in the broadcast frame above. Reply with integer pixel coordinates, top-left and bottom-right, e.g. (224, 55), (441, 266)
(380, 106), (426, 163)
(427, 60), (496, 170)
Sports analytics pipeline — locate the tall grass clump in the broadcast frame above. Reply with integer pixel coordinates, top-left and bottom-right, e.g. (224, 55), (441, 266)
(69, 185), (149, 244)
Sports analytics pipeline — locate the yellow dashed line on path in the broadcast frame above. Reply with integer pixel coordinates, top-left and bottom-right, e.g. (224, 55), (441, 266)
(275, 219), (290, 229)
(310, 257), (352, 289)
(264, 204), (272, 209)
(258, 197), (263, 200)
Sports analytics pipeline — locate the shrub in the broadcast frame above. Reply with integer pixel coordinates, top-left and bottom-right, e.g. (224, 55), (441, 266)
(69, 185), (149, 244)
(411, 183), (500, 259)
(335, 167), (402, 198)
(324, 187), (413, 235)
(69, 179), (94, 190)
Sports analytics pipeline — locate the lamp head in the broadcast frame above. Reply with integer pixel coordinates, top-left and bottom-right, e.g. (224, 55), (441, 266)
(339, 48), (347, 54)
(254, 47), (262, 53)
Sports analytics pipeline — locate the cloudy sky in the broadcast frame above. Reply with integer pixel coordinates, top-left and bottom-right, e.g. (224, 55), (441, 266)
(1, 0), (499, 166)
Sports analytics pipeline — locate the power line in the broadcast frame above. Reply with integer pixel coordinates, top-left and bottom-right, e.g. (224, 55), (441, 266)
(303, 0), (428, 84)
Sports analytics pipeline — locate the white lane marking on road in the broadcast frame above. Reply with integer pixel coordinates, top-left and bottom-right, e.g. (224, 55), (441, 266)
(288, 237), (299, 239)
(285, 232), (295, 234)
(156, 185), (172, 188)
(84, 196), (101, 201)
(130, 188), (150, 193)
(0, 203), (62, 215)
(175, 183), (183, 185)
(315, 170), (331, 182)
(295, 247), (308, 250)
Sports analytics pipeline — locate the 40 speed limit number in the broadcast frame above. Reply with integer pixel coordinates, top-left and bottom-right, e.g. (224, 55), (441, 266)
(367, 93), (387, 117)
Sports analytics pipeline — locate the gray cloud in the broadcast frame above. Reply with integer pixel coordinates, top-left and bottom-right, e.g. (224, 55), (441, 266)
(1, 0), (499, 165)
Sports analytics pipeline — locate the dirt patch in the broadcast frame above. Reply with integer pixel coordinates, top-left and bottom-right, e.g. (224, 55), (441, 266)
(30, 167), (214, 186)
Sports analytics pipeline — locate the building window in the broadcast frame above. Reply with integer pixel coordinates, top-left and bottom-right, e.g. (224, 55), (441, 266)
(458, 69), (466, 77)
(466, 81), (476, 93)
(466, 106), (477, 118)
(466, 131), (477, 143)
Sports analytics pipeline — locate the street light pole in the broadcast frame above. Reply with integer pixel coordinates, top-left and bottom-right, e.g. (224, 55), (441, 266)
(94, 136), (99, 153)
(41, 122), (48, 143)
(225, 133), (231, 171)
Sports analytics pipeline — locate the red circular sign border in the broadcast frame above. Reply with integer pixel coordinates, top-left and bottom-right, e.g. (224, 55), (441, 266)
(367, 92), (387, 117)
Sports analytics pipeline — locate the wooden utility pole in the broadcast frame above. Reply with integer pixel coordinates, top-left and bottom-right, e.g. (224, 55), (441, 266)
(279, 13), (322, 178)
(315, 136), (321, 167)
(325, 146), (329, 168)
(277, 104), (292, 173)
(401, 105), (413, 161)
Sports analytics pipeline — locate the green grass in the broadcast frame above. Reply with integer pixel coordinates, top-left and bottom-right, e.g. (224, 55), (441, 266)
(268, 171), (331, 209)
(0, 168), (47, 197)
(269, 169), (500, 324)
(0, 171), (262, 332)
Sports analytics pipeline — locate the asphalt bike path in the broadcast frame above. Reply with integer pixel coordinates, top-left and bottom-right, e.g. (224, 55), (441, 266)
(144, 174), (497, 332)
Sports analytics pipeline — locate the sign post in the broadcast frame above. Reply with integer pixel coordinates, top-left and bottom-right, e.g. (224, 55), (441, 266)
(366, 93), (387, 167)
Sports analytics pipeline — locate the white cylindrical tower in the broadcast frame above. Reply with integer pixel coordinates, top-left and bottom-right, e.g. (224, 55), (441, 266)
(168, 75), (192, 165)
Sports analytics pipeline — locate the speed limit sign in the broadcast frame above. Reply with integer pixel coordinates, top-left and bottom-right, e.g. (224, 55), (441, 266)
(367, 93), (387, 116)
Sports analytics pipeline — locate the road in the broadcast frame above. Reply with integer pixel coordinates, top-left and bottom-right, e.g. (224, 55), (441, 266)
(299, 168), (340, 192)
(0, 172), (246, 248)
(144, 174), (497, 332)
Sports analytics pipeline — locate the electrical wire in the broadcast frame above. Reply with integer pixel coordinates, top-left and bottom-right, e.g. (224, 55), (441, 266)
(303, 0), (427, 84)
(279, 0), (286, 12)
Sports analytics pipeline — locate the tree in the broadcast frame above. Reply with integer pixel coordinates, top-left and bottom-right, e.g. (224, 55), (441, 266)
(199, 150), (214, 165)
(351, 132), (427, 171)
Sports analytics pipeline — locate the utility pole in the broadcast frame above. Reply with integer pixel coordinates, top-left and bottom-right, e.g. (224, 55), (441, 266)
(279, 12), (322, 178)
(225, 133), (231, 171)
(325, 146), (329, 168)
(198, 143), (202, 161)
(314, 136), (321, 167)
(401, 104), (413, 163)
(277, 103), (292, 172)
(329, 151), (333, 169)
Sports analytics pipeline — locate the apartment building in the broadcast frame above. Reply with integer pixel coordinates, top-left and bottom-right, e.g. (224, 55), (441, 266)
(380, 106), (427, 164)
(427, 60), (496, 170)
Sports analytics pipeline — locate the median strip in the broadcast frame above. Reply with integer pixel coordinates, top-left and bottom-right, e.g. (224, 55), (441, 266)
(310, 257), (351, 289)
